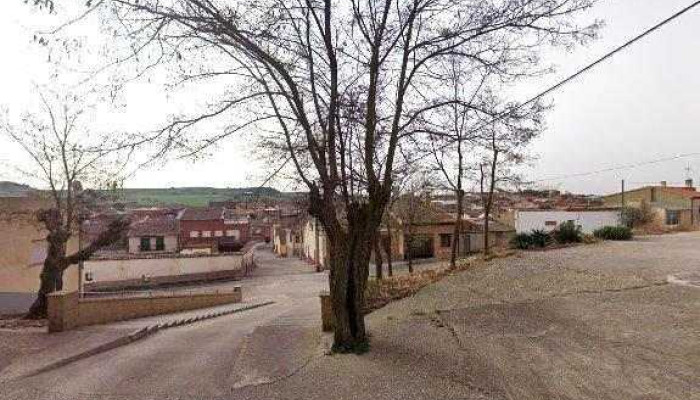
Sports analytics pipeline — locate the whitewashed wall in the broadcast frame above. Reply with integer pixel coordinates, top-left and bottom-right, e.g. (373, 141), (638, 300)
(85, 254), (243, 285)
(515, 210), (621, 234)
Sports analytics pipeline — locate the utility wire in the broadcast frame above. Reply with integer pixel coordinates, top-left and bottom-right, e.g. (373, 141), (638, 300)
(265, 1), (700, 187)
(529, 152), (700, 183)
(413, 0), (700, 163)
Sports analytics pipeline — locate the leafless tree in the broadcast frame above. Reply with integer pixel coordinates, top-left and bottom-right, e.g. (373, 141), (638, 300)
(477, 110), (538, 256)
(81, 0), (600, 351)
(1, 91), (131, 318)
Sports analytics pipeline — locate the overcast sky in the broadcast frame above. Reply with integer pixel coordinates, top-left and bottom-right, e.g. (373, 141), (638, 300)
(1, 0), (699, 194)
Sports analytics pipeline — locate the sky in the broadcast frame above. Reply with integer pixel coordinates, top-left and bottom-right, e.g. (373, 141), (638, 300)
(0, 0), (699, 195)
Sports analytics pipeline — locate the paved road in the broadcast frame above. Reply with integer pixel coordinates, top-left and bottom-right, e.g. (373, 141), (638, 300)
(1, 249), (329, 400)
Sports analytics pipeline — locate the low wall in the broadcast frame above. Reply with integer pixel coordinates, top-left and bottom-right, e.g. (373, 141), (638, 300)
(47, 287), (242, 332)
(84, 246), (258, 291)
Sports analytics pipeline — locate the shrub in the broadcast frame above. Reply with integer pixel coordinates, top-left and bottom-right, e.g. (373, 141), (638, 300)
(510, 233), (533, 249)
(553, 221), (582, 244)
(621, 203), (654, 228)
(530, 229), (552, 248)
(593, 226), (633, 241)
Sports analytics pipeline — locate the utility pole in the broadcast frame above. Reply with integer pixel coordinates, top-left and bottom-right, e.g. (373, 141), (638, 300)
(621, 179), (626, 207)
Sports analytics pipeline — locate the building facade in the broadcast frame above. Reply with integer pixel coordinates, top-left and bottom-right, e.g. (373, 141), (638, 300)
(602, 180), (700, 228)
(512, 209), (622, 234)
(0, 196), (79, 314)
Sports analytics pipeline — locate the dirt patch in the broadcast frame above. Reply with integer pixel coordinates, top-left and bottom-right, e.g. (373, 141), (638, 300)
(364, 250), (515, 314)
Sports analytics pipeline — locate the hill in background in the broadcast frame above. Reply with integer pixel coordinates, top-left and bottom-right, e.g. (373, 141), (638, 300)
(118, 186), (303, 207)
(0, 181), (33, 197)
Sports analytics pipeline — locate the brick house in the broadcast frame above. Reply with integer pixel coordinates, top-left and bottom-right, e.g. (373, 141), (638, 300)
(179, 207), (250, 254)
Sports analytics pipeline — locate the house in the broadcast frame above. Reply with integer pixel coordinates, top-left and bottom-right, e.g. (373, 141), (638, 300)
(179, 207), (237, 254)
(127, 212), (180, 254)
(301, 217), (328, 270)
(0, 196), (79, 314)
(602, 180), (700, 227)
(272, 211), (305, 257)
(509, 208), (622, 234)
(397, 216), (514, 261)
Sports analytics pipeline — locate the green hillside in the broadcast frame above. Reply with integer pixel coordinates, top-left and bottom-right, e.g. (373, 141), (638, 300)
(117, 187), (300, 207)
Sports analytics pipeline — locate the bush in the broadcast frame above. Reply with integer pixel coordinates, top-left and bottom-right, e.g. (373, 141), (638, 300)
(553, 221), (582, 244)
(593, 226), (633, 241)
(510, 233), (533, 249)
(530, 229), (551, 248)
(510, 230), (551, 249)
(621, 203), (654, 228)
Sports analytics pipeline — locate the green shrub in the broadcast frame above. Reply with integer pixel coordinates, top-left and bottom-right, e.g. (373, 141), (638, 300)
(553, 221), (582, 244)
(510, 233), (533, 249)
(510, 230), (552, 250)
(593, 226), (633, 241)
(530, 229), (551, 248)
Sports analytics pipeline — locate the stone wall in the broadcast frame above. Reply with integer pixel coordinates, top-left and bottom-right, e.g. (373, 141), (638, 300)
(47, 287), (242, 332)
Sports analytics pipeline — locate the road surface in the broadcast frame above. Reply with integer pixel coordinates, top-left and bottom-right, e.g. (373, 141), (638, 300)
(1, 249), (329, 400)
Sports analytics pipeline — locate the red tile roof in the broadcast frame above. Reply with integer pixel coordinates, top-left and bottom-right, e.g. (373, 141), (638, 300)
(128, 216), (179, 237)
(180, 207), (224, 221)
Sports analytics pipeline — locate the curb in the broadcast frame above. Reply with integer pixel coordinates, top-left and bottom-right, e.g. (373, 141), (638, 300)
(19, 301), (275, 379)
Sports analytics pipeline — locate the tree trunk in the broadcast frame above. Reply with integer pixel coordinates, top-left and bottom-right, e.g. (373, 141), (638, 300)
(483, 149), (499, 257)
(327, 227), (372, 353)
(450, 189), (464, 268)
(26, 234), (67, 319)
(406, 232), (414, 274)
(373, 235), (383, 280)
(384, 229), (393, 277)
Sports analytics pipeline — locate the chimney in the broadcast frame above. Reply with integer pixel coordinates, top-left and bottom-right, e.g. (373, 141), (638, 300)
(660, 181), (667, 187)
(685, 178), (694, 188)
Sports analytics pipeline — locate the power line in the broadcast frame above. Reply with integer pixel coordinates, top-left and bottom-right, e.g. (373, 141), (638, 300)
(266, 1), (700, 186)
(528, 152), (700, 183)
(413, 0), (700, 162)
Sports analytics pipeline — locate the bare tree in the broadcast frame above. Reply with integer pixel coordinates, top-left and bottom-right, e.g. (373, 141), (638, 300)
(84, 0), (600, 351)
(1, 92), (131, 318)
(477, 108), (539, 256)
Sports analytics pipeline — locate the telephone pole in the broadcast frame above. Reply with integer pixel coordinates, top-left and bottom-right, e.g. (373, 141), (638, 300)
(621, 179), (626, 207)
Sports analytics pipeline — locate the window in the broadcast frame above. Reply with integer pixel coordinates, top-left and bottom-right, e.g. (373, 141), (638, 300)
(439, 233), (452, 248)
(544, 221), (558, 227)
(140, 237), (151, 252)
(190, 231), (200, 238)
(666, 210), (680, 225)
(214, 230), (223, 237)
(226, 229), (240, 239)
(155, 237), (165, 251)
(84, 271), (94, 282)
(202, 230), (212, 237)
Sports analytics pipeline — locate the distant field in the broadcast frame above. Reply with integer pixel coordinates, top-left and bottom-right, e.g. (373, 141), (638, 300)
(117, 187), (299, 207)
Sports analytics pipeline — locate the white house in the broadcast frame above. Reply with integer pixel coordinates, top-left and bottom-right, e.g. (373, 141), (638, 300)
(513, 208), (622, 234)
(301, 217), (328, 270)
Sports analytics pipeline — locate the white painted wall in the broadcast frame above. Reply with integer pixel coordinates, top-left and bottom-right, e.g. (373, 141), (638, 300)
(302, 218), (327, 267)
(515, 210), (621, 234)
(84, 254), (243, 284)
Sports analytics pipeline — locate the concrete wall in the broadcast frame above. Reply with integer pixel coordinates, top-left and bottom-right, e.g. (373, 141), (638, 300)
(84, 254), (244, 290)
(0, 197), (78, 314)
(514, 210), (621, 234)
(47, 287), (241, 332)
